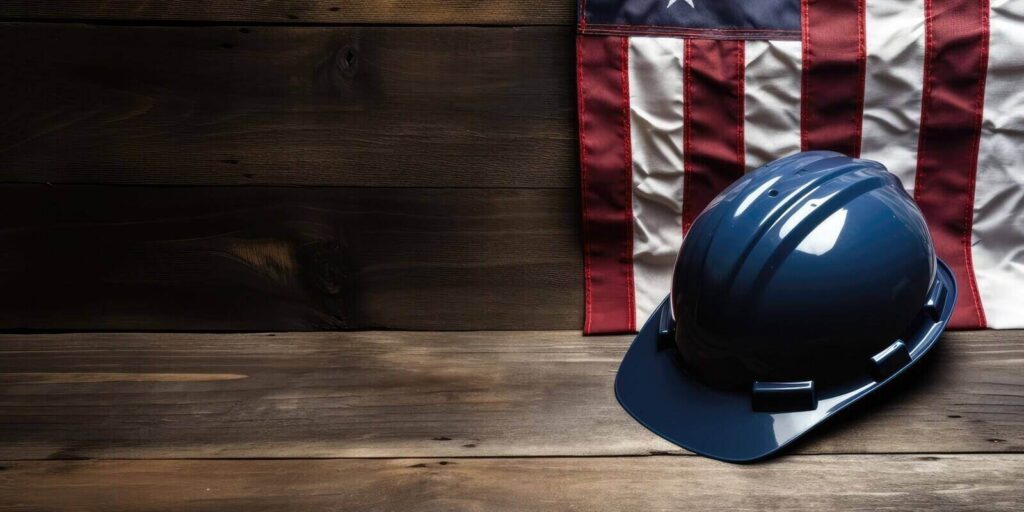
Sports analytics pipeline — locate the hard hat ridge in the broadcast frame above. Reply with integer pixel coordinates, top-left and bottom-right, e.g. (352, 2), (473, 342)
(672, 151), (934, 389)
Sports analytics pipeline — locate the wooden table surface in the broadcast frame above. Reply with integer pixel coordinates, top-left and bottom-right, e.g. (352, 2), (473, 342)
(0, 2), (1021, 510)
(0, 330), (1021, 510)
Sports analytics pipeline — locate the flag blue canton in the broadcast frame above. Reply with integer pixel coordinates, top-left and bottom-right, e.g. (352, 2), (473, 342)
(581, 0), (800, 31)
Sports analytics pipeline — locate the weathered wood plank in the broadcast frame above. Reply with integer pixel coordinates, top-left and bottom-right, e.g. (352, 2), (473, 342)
(0, 1), (575, 25)
(0, 24), (575, 187)
(1, 455), (1021, 511)
(0, 185), (581, 331)
(0, 330), (1020, 459)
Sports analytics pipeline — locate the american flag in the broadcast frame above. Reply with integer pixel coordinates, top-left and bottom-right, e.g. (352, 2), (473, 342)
(577, 0), (1024, 334)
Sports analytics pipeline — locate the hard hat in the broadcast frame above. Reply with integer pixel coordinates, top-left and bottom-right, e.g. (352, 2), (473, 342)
(615, 151), (956, 463)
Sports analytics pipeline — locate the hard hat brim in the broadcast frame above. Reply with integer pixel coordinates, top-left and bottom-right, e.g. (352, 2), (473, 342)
(614, 258), (957, 463)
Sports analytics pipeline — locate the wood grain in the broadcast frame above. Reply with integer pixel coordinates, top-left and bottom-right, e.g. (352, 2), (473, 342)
(0, 23), (576, 187)
(0, 1), (576, 25)
(1, 455), (1022, 511)
(0, 330), (1020, 459)
(0, 185), (581, 331)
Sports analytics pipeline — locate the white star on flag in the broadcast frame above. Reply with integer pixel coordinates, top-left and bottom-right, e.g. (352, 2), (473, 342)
(667, 0), (696, 8)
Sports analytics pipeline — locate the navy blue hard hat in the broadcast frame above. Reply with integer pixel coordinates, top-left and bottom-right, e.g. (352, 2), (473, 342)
(615, 151), (956, 463)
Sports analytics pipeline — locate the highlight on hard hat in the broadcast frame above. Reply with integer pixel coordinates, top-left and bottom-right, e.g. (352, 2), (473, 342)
(615, 151), (956, 463)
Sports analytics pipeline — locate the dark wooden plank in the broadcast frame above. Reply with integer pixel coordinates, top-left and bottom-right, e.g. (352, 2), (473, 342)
(0, 24), (576, 187)
(0, 185), (581, 331)
(1, 455), (1022, 511)
(0, 1), (575, 25)
(0, 330), (1020, 459)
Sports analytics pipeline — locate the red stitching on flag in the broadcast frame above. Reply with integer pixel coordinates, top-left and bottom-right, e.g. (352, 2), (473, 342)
(620, 36), (636, 331)
(964, 0), (991, 327)
(914, 0), (934, 195)
(853, 0), (866, 154)
(799, 0), (810, 152)
(799, 0), (866, 156)
(583, 23), (798, 33)
(914, 0), (989, 329)
(682, 39), (746, 234)
(682, 40), (695, 235)
(576, 35), (593, 334)
(579, 23), (801, 41)
(736, 41), (746, 173)
(577, 35), (636, 334)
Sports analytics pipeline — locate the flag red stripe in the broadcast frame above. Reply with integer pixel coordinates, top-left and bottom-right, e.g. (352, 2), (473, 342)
(682, 39), (746, 233)
(800, 0), (866, 156)
(914, 0), (989, 329)
(578, 35), (635, 334)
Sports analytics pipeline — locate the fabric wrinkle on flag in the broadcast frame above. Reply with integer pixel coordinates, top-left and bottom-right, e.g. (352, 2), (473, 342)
(578, 0), (1024, 333)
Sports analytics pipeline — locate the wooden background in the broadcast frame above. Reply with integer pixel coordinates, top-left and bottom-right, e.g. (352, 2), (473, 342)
(0, 6), (579, 332)
(0, 2), (1022, 510)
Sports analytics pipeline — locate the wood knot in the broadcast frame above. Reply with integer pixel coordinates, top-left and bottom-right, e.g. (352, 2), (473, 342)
(297, 240), (350, 296)
(335, 45), (359, 78)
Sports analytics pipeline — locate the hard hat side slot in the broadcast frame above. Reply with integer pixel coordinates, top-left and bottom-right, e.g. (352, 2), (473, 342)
(923, 280), (949, 322)
(869, 340), (912, 381)
(656, 298), (676, 351)
(751, 381), (817, 412)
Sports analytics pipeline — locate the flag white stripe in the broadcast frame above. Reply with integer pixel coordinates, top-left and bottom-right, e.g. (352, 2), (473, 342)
(628, 37), (686, 323)
(743, 40), (802, 172)
(860, 0), (926, 192)
(973, 0), (1024, 329)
